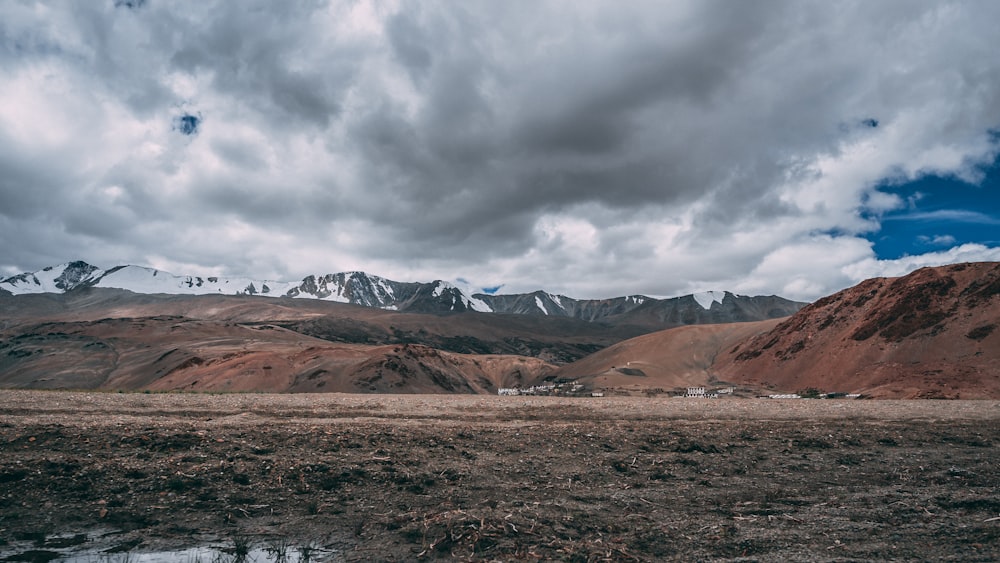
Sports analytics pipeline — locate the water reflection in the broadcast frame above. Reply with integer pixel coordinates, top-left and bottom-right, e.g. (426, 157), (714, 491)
(0, 535), (333, 563)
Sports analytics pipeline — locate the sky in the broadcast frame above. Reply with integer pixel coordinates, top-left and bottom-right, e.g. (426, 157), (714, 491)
(2, 0), (1000, 301)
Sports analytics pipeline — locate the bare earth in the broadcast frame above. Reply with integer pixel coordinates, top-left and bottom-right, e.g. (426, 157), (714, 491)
(1, 392), (998, 561)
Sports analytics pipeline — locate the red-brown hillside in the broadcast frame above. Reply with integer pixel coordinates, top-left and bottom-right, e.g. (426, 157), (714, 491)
(714, 262), (1000, 398)
(0, 315), (555, 394)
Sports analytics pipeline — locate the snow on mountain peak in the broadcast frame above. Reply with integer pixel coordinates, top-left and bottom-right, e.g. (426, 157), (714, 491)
(95, 265), (287, 297)
(0, 261), (104, 294)
(534, 295), (549, 315)
(0, 262), (294, 298)
(431, 280), (450, 298)
(692, 290), (727, 310)
(429, 280), (493, 312)
(1, 261), (799, 323)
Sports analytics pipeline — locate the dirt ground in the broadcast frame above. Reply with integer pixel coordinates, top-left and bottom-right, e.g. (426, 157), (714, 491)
(0, 392), (998, 562)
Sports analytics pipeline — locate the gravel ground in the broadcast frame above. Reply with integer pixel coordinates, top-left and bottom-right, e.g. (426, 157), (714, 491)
(1, 391), (998, 561)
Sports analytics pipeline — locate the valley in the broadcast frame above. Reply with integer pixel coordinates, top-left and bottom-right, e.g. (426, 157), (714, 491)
(1, 262), (999, 398)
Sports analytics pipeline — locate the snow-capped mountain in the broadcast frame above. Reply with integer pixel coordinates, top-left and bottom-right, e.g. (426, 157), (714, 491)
(0, 261), (105, 294)
(286, 272), (491, 313)
(0, 261), (492, 314)
(1, 261), (805, 323)
(0, 261), (298, 297)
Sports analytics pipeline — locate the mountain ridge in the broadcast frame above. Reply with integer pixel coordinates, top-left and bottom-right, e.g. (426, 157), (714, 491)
(1, 260), (805, 327)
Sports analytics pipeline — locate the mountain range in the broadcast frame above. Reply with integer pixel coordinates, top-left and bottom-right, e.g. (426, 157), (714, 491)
(2, 261), (997, 398)
(0, 261), (805, 328)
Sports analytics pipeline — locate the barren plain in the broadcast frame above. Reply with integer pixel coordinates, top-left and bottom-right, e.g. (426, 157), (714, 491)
(1, 392), (998, 561)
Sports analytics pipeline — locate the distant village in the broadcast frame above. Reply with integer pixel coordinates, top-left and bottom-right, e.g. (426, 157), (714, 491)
(497, 381), (862, 399)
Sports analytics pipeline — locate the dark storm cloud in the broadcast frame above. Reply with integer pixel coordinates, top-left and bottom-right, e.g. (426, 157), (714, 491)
(511, 3), (773, 156)
(0, 149), (63, 219)
(165, 2), (350, 129)
(2, 0), (1000, 299)
(386, 9), (433, 83)
(210, 137), (266, 171)
(346, 0), (856, 248)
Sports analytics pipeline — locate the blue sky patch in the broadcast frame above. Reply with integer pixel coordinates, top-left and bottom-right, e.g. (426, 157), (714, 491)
(114, 0), (146, 9)
(870, 157), (1000, 259)
(173, 113), (201, 136)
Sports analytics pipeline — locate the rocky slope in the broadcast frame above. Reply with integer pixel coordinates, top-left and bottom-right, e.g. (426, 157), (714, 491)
(476, 290), (803, 329)
(712, 262), (1000, 398)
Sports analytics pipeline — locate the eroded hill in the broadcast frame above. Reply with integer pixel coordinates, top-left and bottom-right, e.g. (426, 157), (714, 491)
(713, 262), (1000, 398)
(0, 313), (556, 394)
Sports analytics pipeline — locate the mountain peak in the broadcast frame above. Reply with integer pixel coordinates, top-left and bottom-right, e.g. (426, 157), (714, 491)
(0, 260), (104, 294)
(692, 290), (728, 310)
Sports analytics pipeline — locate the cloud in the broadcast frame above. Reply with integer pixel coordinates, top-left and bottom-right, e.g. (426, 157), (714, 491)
(917, 234), (957, 247)
(1, 0), (999, 300)
(843, 244), (1000, 283)
(888, 210), (1000, 225)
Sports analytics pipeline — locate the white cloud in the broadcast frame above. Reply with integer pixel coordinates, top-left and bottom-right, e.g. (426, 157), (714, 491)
(843, 244), (1000, 283)
(1, 1), (999, 301)
(917, 234), (958, 247)
(889, 210), (1000, 225)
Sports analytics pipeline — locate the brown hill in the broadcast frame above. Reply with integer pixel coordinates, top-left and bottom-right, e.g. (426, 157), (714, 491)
(0, 315), (555, 393)
(713, 262), (1000, 398)
(550, 319), (782, 394)
(0, 288), (642, 364)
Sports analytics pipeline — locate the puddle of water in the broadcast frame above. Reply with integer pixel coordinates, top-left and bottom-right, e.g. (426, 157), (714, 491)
(61, 546), (324, 562)
(0, 532), (335, 563)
